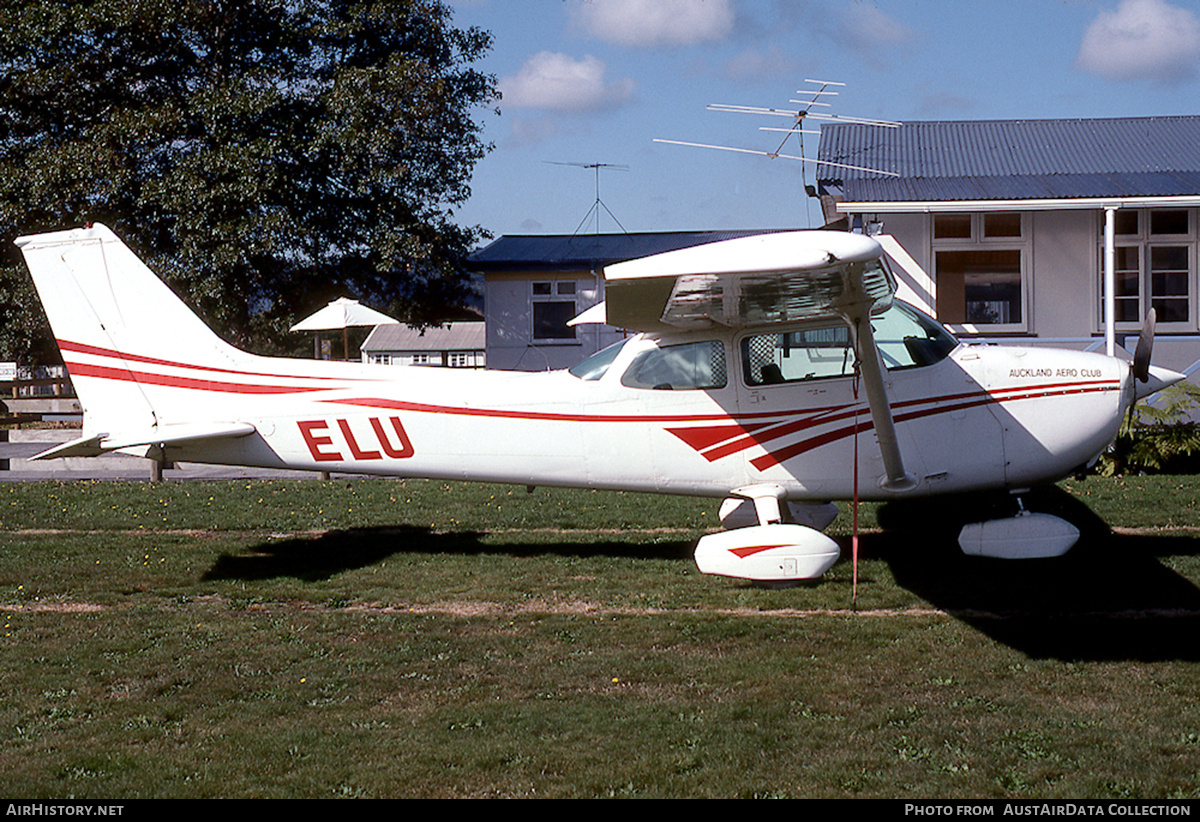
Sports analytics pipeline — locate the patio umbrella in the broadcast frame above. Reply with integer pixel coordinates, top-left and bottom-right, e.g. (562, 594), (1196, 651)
(290, 297), (399, 360)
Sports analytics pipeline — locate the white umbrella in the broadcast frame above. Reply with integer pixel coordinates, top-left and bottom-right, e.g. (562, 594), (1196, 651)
(290, 297), (399, 360)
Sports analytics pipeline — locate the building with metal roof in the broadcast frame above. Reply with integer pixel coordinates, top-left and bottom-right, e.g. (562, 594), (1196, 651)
(469, 229), (789, 272)
(816, 116), (1200, 379)
(819, 116), (1200, 205)
(360, 321), (485, 369)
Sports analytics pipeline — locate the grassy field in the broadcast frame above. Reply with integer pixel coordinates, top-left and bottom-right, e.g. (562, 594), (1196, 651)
(1, 475), (1200, 798)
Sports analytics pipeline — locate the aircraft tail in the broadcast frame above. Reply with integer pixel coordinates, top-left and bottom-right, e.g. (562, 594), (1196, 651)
(16, 224), (256, 441)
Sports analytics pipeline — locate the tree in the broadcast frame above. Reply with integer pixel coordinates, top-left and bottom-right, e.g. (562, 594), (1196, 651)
(0, 0), (498, 361)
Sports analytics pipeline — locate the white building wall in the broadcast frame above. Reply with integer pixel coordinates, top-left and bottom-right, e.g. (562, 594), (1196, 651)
(1028, 210), (1098, 339)
(484, 270), (626, 372)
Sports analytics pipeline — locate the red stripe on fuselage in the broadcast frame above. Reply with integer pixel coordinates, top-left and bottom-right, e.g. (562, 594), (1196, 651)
(666, 421), (776, 451)
(328, 380), (1118, 430)
(750, 381), (1120, 470)
(65, 361), (329, 395)
(57, 339), (373, 384)
(322, 396), (833, 424)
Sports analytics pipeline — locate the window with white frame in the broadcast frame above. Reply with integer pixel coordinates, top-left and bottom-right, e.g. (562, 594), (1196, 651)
(531, 280), (578, 341)
(1099, 209), (1196, 330)
(932, 212), (1029, 333)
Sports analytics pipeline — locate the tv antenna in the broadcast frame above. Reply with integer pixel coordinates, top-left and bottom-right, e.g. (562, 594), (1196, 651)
(545, 161), (630, 236)
(654, 80), (900, 225)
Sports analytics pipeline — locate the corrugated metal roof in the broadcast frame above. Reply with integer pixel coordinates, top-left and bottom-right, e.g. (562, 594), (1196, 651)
(817, 116), (1200, 202)
(845, 171), (1200, 202)
(361, 321), (485, 352)
(467, 229), (789, 272)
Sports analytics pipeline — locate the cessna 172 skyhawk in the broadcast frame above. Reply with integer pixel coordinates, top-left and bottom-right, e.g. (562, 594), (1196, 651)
(16, 224), (1183, 584)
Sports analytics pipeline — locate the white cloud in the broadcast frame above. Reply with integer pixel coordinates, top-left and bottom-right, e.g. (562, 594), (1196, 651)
(498, 52), (635, 112)
(504, 116), (566, 148)
(1077, 0), (1200, 83)
(723, 45), (803, 83)
(830, 3), (917, 53)
(570, 0), (735, 48)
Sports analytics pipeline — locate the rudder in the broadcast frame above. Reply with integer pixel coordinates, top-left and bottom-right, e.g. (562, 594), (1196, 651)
(17, 224), (250, 437)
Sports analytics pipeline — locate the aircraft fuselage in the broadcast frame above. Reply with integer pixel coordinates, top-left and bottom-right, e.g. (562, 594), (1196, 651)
(154, 314), (1128, 503)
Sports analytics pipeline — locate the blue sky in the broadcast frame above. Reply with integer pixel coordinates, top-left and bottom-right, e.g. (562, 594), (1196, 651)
(447, 0), (1200, 241)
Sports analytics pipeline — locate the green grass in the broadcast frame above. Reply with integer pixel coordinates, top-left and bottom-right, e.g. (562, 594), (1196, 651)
(1, 475), (1200, 798)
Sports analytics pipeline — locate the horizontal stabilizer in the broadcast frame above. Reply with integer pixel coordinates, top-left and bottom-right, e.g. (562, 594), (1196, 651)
(31, 433), (109, 460)
(31, 422), (256, 461)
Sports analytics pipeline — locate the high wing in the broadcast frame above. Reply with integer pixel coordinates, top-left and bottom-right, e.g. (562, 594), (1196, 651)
(590, 230), (915, 490)
(600, 231), (893, 332)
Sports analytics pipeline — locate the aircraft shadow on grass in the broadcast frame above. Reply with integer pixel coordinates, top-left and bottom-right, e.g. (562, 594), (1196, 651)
(872, 485), (1200, 662)
(202, 525), (692, 584)
(203, 485), (1200, 662)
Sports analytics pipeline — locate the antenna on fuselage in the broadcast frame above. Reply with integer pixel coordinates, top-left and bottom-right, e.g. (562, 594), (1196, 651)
(654, 79), (900, 227)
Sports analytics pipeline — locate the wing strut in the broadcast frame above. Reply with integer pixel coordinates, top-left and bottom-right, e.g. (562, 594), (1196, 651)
(839, 267), (917, 493)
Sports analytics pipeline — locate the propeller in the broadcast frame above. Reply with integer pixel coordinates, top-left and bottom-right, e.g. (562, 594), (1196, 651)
(1132, 308), (1156, 384)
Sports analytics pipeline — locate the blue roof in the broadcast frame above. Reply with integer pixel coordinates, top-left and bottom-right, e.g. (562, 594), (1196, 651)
(817, 116), (1200, 202)
(468, 229), (788, 272)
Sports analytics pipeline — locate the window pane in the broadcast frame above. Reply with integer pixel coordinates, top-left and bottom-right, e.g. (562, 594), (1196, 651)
(621, 340), (727, 390)
(1151, 245), (1188, 272)
(742, 325), (852, 385)
(870, 303), (959, 369)
(936, 250), (1022, 325)
(557, 282), (576, 295)
(1152, 295), (1189, 323)
(532, 282), (552, 296)
(983, 213), (1022, 238)
(1101, 246), (1141, 324)
(533, 301), (577, 339)
(1150, 210), (1188, 235)
(1150, 245), (1190, 323)
(933, 214), (971, 239)
(569, 339), (626, 381)
(1115, 272), (1140, 323)
(1115, 210), (1139, 236)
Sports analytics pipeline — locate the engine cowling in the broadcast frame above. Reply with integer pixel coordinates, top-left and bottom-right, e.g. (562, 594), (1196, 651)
(694, 524), (840, 582)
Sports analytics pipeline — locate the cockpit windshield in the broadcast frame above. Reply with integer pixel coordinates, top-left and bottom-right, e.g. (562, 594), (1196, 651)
(872, 302), (959, 370)
(567, 339), (628, 381)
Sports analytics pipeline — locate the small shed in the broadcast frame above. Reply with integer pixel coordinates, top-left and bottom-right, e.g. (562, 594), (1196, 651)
(360, 321), (486, 368)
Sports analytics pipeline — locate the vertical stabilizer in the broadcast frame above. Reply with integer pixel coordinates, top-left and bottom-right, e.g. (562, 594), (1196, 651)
(16, 224), (248, 436)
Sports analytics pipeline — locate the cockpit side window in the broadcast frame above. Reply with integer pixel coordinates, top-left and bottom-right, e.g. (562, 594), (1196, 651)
(620, 340), (727, 390)
(742, 323), (853, 386)
(740, 302), (959, 387)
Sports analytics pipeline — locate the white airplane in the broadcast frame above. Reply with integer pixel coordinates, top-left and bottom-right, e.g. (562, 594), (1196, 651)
(16, 224), (1183, 584)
